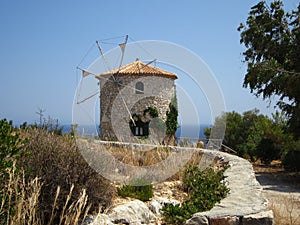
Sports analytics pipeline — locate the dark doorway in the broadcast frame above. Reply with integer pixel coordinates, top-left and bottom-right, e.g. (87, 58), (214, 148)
(129, 119), (149, 136)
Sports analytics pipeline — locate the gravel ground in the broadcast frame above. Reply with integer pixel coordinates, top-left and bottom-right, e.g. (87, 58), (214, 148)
(254, 164), (300, 225)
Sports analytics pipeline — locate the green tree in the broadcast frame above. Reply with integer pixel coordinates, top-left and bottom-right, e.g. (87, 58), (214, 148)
(282, 140), (300, 171)
(237, 110), (266, 160)
(221, 111), (244, 152)
(165, 95), (178, 135)
(205, 111), (245, 155)
(163, 95), (178, 145)
(208, 109), (289, 163)
(238, 0), (300, 137)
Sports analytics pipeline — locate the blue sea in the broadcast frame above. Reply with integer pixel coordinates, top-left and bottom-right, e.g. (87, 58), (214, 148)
(62, 124), (210, 140)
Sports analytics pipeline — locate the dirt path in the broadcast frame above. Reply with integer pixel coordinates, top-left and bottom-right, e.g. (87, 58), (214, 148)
(254, 164), (300, 225)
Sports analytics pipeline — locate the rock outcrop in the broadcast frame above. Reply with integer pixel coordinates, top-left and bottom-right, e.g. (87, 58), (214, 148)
(108, 200), (156, 224)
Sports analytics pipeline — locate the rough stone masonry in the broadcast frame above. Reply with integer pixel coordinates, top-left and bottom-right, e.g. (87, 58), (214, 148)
(186, 149), (274, 225)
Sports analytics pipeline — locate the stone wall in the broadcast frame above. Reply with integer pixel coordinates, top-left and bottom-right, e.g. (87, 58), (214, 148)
(98, 74), (176, 142)
(186, 149), (274, 225)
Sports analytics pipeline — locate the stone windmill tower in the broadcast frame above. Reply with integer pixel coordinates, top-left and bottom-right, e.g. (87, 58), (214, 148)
(96, 59), (178, 143)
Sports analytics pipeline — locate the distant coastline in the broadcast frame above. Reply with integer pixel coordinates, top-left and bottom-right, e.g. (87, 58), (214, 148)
(61, 124), (210, 139)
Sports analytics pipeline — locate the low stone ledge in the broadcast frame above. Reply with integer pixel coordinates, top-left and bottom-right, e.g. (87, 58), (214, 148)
(242, 210), (274, 225)
(186, 149), (274, 225)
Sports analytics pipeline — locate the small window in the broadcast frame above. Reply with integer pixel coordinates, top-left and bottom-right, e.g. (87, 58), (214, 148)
(135, 82), (144, 94)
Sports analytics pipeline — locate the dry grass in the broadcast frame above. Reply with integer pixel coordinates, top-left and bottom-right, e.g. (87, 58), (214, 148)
(0, 162), (91, 225)
(269, 193), (300, 225)
(102, 142), (227, 184)
(17, 128), (115, 223)
(103, 143), (206, 181)
(104, 145), (173, 166)
(103, 143), (204, 167)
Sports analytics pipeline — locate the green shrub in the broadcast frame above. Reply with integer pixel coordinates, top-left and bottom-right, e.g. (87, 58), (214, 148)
(256, 138), (281, 164)
(0, 119), (28, 223)
(165, 96), (178, 135)
(0, 118), (28, 172)
(162, 166), (229, 224)
(117, 178), (153, 201)
(282, 141), (300, 172)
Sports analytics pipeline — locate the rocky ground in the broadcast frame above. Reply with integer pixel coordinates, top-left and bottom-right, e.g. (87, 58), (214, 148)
(105, 158), (300, 225)
(87, 151), (275, 225)
(104, 180), (186, 225)
(84, 180), (185, 225)
(254, 162), (300, 225)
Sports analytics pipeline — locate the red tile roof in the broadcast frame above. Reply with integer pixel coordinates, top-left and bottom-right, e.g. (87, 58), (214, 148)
(96, 59), (177, 79)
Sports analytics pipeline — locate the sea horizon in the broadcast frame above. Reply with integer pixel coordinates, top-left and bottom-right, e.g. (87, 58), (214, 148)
(61, 123), (211, 140)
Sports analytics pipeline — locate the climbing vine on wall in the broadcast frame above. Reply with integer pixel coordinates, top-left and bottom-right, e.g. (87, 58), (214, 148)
(129, 107), (160, 137)
(143, 107), (159, 118)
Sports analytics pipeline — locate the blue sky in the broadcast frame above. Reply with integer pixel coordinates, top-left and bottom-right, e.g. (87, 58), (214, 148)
(0, 0), (298, 125)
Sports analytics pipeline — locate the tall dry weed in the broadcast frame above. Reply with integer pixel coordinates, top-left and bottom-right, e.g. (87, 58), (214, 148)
(0, 162), (92, 225)
(269, 193), (300, 225)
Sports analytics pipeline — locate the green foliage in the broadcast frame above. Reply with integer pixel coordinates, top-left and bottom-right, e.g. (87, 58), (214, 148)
(0, 119), (28, 223)
(256, 138), (280, 164)
(143, 107), (159, 118)
(282, 141), (300, 172)
(70, 124), (78, 137)
(222, 111), (244, 152)
(166, 95), (178, 135)
(203, 127), (211, 139)
(117, 178), (153, 201)
(162, 166), (229, 224)
(0, 118), (28, 173)
(209, 109), (290, 163)
(129, 107), (160, 138)
(162, 204), (191, 225)
(238, 0), (300, 138)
